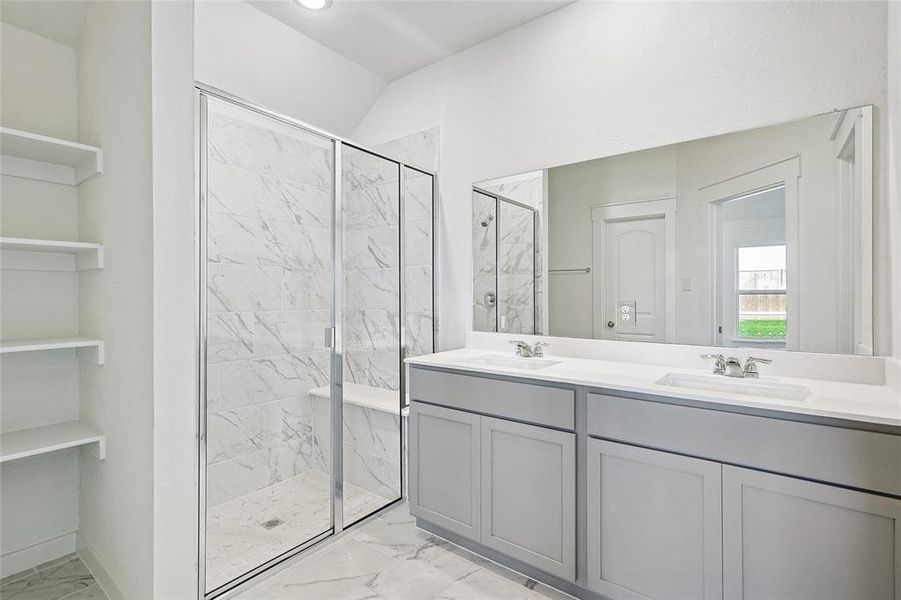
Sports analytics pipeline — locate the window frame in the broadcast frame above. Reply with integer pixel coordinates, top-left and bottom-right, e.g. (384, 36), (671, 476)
(733, 244), (788, 343)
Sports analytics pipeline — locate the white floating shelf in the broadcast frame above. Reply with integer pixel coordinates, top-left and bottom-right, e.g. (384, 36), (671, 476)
(0, 237), (103, 271)
(0, 420), (106, 463)
(0, 127), (102, 186)
(0, 336), (104, 365)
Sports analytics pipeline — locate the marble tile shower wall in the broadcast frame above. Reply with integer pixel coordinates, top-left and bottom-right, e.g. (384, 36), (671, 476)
(205, 109), (334, 507)
(310, 398), (401, 502)
(342, 149), (402, 391)
(498, 202), (535, 334)
(403, 168), (435, 358)
(371, 126), (438, 361)
(479, 174), (544, 334)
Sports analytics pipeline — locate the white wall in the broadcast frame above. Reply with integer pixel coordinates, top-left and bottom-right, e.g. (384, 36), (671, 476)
(194, 0), (386, 136)
(151, 1), (198, 597)
(0, 23), (82, 576)
(890, 1), (901, 361)
(76, 3), (154, 598)
(0, 23), (77, 139)
(352, 0), (890, 354)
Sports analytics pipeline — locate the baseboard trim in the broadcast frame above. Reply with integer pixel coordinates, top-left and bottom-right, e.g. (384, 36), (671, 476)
(77, 533), (126, 600)
(416, 518), (596, 600)
(0, 532), (76, 578)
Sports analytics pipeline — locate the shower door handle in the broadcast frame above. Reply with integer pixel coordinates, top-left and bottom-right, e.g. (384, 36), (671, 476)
(324, 327), (335, 348)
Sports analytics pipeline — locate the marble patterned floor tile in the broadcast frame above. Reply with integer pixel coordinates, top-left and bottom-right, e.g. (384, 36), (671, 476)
(206, 469), (391, 592)
(58, 584), (107, 600)
(1, 569), (38, 587)
(0, 555), (106, 600)
(234, 503), (569, 600)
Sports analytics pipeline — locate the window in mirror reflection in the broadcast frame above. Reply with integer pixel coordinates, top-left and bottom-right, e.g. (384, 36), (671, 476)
(736, 245), (787, 341)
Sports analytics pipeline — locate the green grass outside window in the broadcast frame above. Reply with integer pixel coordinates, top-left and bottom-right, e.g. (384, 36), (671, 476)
(739, 319), (786, 338)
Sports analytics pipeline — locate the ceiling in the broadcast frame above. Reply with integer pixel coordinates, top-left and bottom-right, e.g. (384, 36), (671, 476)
(0, 0), (87, 47)
(248, 0), (573, 81)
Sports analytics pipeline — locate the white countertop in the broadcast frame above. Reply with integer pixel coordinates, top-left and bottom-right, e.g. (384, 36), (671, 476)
(406, 348), (901, 430)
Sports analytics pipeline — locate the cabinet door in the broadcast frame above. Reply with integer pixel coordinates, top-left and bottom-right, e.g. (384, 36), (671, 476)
(587, 439), (723, 600)
(408, 402), (481, 540)
(723, 465), (901, 600)
(480, 416), (575, 580)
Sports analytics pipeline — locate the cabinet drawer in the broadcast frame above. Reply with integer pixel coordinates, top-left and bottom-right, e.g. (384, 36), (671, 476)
(410, 367), (575, 430)
(587, 392), (901, 496)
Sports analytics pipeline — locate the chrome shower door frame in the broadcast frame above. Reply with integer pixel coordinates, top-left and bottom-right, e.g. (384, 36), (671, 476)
(196, 84), (437, 599)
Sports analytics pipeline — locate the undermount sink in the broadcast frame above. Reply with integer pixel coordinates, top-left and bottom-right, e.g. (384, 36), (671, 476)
(656, 372), (812, 402)
(462, 355), (561, 370)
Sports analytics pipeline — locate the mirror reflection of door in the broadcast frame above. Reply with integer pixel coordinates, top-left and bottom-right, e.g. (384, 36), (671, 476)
(591, 199), (675, 343)
(602, 217), (666, 341)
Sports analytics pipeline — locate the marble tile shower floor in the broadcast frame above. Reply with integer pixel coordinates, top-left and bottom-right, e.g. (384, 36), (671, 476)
(207, 469), (392, 591)
(234, 503), (572, 600)
(0, 554), (107, 600)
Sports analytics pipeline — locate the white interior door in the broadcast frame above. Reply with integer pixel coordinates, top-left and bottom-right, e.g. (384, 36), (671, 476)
(602, 216), (666, 341)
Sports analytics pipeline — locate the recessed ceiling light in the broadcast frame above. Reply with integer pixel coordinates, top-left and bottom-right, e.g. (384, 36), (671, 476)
(294, 0), (332, 10)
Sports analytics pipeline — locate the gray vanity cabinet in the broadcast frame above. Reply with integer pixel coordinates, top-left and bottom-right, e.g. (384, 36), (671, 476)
(408, 367), (577, 582)
(408, 402), (481, 541)
(586, 439), (723, 600)
(722, 466), (901, 600)
(481, 416), (576, 581)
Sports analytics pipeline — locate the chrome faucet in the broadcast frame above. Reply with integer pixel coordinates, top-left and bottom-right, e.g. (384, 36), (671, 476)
(723, 356), (744, 378)
(509, 340), (550, 358)
(702, 353), (772, 378)
(742, 356), (772, 378)
(510, 340), (533, 357)
(701, 353), (726, 375)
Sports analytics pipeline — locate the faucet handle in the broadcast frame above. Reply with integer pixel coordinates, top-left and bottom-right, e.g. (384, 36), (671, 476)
(532, 341), (549, 357)
(509, 340), (529, 356)
(743, 356), (772, 378)
(701, 353), (726, 375)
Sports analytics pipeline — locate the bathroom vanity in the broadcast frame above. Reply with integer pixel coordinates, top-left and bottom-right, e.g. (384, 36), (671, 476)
(406, 348), (901, 600)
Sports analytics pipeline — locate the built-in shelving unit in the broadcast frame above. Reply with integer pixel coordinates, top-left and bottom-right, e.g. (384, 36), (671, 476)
(0, 420), (106, 464)
(0, 237), (104, 271)
(0, 336), (105, 365)
(0, 127), (102, 185)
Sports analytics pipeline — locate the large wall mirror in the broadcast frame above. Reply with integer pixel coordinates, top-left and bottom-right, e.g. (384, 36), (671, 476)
(474, 105), (873, 355)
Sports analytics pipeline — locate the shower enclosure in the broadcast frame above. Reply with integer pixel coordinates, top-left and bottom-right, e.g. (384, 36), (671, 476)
(198, 88), (436, 597)
(473, 188), (537, 334)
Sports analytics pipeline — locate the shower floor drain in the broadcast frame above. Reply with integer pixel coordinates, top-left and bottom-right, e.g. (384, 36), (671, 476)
(260, 518), (284, 530)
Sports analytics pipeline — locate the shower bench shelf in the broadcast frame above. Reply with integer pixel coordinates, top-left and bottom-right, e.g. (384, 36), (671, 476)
(0, 127), (102, 185)
(0, 336), (105, 365)
(0, 420), (106, 463)
(0, 237), (104, 271)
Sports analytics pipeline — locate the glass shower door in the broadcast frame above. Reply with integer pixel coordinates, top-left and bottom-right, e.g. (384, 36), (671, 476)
(202, 96), (336, 594)
(340, 146), (403, 526)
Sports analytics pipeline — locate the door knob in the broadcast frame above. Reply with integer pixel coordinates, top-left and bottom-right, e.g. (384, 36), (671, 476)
(607, 321), (615, 328)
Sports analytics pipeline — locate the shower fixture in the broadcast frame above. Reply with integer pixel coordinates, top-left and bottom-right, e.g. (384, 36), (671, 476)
(481, 214), (494, 227)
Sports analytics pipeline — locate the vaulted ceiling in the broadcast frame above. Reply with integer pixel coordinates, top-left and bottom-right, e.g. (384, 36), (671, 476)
(248, 0), (573, 81)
